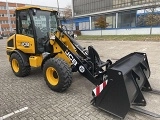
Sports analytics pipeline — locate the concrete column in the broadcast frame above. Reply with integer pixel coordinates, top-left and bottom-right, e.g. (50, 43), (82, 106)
(89, 16), (92, 30)
(116, 13), (118, 28)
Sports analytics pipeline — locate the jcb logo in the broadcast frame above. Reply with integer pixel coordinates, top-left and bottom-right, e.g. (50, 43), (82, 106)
(21, 42), (30, 47)
(65, 50), (77, 66)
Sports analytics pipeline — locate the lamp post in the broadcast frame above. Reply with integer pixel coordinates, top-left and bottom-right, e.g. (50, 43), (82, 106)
(57, 0), (59, 12)
(6, 0), (12, 34)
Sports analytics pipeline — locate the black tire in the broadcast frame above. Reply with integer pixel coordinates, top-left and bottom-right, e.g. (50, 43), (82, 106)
(10, 53), (31, 77)
(43, 57), (72, 92)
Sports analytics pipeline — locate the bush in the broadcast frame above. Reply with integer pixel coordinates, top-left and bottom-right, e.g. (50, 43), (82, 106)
(73, 30), (81, 36)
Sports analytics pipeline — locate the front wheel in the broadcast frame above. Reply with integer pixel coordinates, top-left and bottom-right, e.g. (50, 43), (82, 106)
(43, 58), (72, 92)
(10, 53), (31, 77)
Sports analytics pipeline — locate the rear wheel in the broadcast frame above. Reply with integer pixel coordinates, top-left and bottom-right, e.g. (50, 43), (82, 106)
(10, 53), (31, 77)
(43, 58), (72, 92)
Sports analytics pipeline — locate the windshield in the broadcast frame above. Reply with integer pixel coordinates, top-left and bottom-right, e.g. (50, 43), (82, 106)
(32, 9), (58, 39)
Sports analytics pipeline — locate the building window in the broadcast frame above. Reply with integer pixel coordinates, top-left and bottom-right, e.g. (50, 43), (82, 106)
(91, 13), (116, 30)
(0, 14), (8, 17)
(79, 22), (90, 30)
(106, 14), (116, 28)
(0, 6), (6, 10)
(2, 21), (8, 24)
(8, 7), (16, 10)
(136, 7), (160, 27)
(11, 21), (15, 24)
(118, 11), (136, 28)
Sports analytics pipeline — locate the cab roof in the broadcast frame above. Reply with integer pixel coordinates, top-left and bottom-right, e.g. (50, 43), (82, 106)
(16, 6), (57, 12)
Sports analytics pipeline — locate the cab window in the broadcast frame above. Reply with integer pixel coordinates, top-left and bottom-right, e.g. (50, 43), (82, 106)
(18, 11), (33, 37)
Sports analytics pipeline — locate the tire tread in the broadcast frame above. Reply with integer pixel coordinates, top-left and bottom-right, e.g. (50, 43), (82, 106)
(43, 58), (72, 92)
(10, 53), (30, 77)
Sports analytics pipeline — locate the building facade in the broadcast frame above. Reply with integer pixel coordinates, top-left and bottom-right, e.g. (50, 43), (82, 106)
(63, 0), (160, 35)
(0, 2), (25, 36)
(73, 0), (156, 16)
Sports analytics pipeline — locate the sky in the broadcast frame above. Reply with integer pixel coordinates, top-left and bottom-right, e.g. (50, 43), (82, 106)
(1, 0), (72, 8)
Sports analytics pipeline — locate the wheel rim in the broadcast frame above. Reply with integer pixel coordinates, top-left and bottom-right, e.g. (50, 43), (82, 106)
(12, 59), (19, 73)
(46, 67), (59, 86)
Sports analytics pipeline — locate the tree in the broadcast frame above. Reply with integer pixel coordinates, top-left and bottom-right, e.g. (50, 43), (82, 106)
(94, 16), (109, 36)
(63, 5), (72, 19)
(62, 5), (74, 30)
(143, 0), (160, 35)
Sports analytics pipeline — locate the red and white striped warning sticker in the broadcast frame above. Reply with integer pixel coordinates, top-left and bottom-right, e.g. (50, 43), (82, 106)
(93, 80), (108, 97)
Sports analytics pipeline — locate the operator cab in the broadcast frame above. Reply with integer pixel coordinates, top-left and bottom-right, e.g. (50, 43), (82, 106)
(16, 7), (58, 54)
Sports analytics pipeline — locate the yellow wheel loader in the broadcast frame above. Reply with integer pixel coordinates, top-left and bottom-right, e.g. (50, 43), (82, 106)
(6, 6), (160, 119)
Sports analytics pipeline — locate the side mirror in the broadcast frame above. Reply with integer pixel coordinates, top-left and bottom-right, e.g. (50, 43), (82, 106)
(57, 11), (60, 16)
(50, 11), (56, 16)
(32, 9), (37, 16)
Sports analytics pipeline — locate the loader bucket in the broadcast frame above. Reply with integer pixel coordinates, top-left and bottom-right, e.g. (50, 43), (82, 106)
(91, 52), (154, 119)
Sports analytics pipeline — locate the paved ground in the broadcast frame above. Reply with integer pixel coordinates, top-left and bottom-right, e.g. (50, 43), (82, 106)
(0, 38), (160, 120)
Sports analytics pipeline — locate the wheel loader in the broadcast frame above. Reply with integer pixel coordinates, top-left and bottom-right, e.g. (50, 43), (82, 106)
(6, 6), (160, 119)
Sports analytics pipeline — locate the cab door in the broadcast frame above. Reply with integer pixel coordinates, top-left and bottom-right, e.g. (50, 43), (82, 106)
(15, 10), (36, 54)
